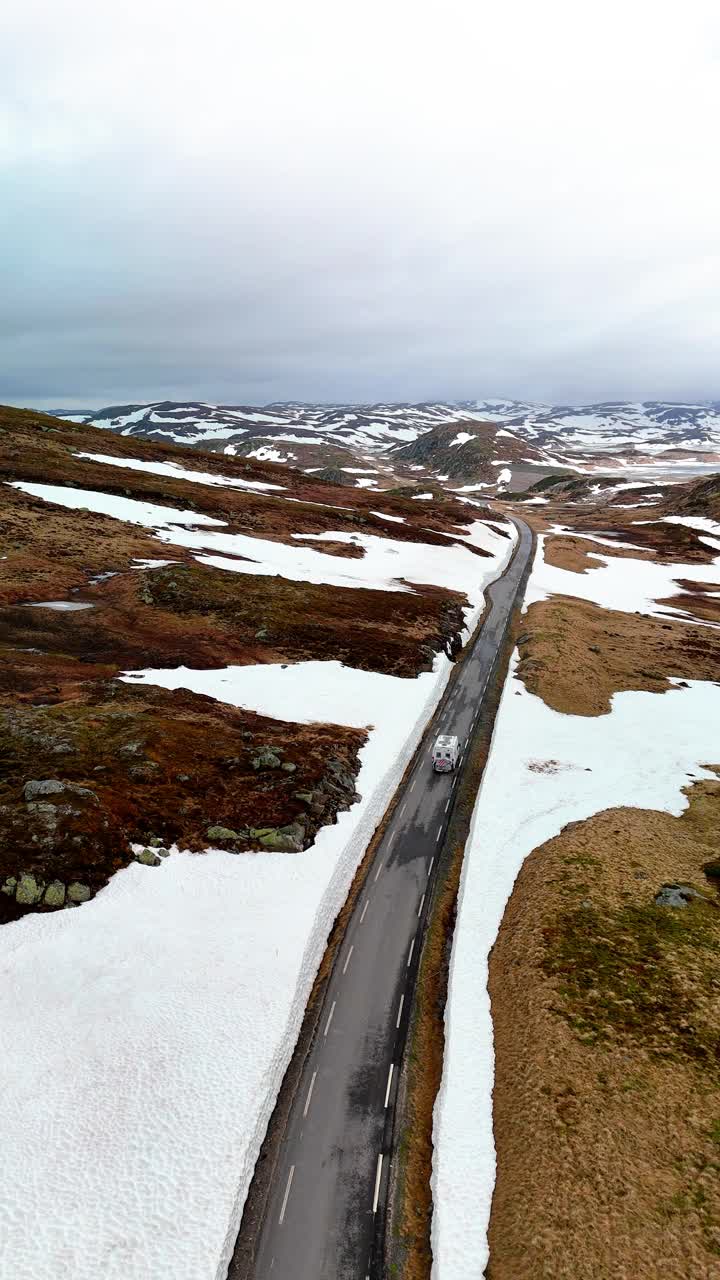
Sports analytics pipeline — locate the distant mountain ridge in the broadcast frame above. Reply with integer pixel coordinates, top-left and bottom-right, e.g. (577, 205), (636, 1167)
(53, 399), (720, 485)
(56, 399), (717, 450)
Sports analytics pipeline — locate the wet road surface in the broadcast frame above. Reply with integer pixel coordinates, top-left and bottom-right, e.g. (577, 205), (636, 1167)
(242, 517), (533, 1280)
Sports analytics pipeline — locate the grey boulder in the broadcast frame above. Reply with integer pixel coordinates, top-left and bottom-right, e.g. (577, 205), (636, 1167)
(16, 873), (44, 905)
(67, 882), (92, 903)
(206, 825), (241, 842)
(43, 881), (66, 907)
(136, 848), (162, 866)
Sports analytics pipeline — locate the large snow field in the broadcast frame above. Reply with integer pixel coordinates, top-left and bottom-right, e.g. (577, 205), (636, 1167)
(76, 450), (285, 491)
(526, 530), (720, 620)
(431, 665), (720, 1280)
(0, 656), (456, 1280)
(10, 481), (514, 632)
(11, 481), (226, 528)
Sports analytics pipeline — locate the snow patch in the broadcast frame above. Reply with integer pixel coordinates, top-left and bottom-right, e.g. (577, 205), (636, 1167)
(12, 482), (509, 626)
(525, 532), (720, 622)
(370, 510), (405, 524)
(431, 662), (720, 1280)
(75, 452), (284, 492)
(0, 657), (456, 1280)
(245, 445), (286, 463)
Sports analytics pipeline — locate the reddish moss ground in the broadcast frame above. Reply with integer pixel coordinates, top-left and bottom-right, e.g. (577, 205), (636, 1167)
(0, 403), (495, 921)
(0, 402), (490, 548)
(488, 789), (720, 1280)
(0, 679), (364, 925)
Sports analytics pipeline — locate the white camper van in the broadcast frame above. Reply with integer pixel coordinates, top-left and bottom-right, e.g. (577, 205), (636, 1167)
(432, 734), (459, 773)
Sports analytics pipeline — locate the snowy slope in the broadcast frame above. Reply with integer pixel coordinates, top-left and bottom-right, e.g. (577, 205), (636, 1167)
(0, 445), (515, 1279)
(525, 529), (720, 622)
(55, 400), (469, 455)
(472, 399), (720, 458)
(53, 398), (720, 468)
(431, 666), (720, 1280)
(11, 480), (512, 636)
(430, 529), (720, 1276)
(0, 657), (456, 1280)
(0, 510), (511, 1280)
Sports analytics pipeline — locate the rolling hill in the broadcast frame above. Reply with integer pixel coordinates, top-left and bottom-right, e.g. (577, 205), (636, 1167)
(51, 399), (720, 492)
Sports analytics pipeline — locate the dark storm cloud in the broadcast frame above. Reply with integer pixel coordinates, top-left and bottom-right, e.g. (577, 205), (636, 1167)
(2, 0), (719, 409)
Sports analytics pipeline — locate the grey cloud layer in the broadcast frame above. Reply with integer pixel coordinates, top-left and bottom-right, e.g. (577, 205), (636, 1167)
(2, 0), (720, 408)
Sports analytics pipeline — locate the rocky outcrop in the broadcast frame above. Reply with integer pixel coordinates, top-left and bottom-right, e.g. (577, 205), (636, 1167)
(258, 822), (306, 853)
(43, 881), (66, 907)
(206, 825), (242, 842)
(252, 748), (283, 771)
(0, 872), (90, 909)
(16, 873), (44, 905)
(135, 848), (162, 867)
(23, 779), (99, 806)
(67, 883), (91, 903)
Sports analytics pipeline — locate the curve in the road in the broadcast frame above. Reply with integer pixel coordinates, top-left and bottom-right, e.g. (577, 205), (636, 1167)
(234, 516), (534, 1280)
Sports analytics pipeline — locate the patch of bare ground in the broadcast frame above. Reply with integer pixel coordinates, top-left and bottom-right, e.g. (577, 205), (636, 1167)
(516, 597), (720, 716)
(577, 519), (718, 564)
(0, 551), (466, 679)
(0, 679), (365, 924)
(664, 474), (720, 523)
(289, 536), (366, 557)
(659, 586), (720, 625)
(541, 535), (607, 573)
(541, 518), (718, 567)
(487, 782), (720, 1280)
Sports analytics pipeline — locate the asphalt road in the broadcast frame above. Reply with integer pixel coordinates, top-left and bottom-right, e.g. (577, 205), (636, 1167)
(244, 516), (533, 1280)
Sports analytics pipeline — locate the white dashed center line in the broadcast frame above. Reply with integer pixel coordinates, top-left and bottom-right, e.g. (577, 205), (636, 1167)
(342, 945), (354, 975)
(303, 1070), (317, 1119)
(372, 1154), (383, 1214)
(407, 938), (415, 968)
(359, 899), (369, 924)
(396, 993), (405, 1028)
(279, 1165), (295, 1225)
(384, 1063), (395, 1108)
(417, 893), (425, 917)
(324, 1001), (336, 1037)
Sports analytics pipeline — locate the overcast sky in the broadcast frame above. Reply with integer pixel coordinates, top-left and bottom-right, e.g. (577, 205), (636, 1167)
(2, 0), (719, 409)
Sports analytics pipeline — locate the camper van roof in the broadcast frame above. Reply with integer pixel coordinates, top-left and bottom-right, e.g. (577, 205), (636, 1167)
(435, 734), (457, 748)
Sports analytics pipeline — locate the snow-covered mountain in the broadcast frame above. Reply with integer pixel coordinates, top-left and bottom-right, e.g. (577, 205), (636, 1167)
(54, 398), (720, 480)
(388, 419), (551, 487)
(475, 400), (720, 458)
(56, 401), (467, 456)
(58, 397), (720, 454)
